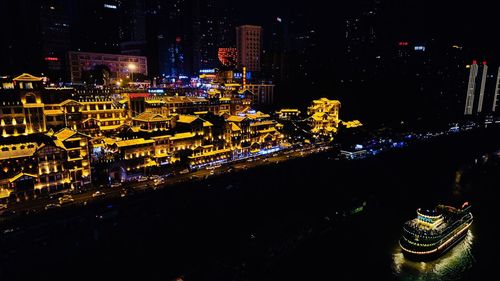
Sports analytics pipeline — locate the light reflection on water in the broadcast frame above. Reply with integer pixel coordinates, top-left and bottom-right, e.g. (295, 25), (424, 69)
(392, 230), (475, 281)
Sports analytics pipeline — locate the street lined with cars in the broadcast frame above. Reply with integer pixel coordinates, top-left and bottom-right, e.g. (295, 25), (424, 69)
(1, 144), (331, 221)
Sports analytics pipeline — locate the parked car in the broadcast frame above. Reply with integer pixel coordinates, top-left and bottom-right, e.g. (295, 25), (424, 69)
(45, 203), (61, 210)
(110, 182), (122, 188)
(154, 178), (164, 185)
(92, 191), (106, 198)
(59, 195), (74, 205)
(137, 176), (148, 182)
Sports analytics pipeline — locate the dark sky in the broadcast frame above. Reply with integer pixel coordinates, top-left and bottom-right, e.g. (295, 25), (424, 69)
(233, 0), (500, 57)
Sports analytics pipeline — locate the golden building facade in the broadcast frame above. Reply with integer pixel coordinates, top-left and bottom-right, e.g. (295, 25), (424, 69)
(307, 98), (341, 136)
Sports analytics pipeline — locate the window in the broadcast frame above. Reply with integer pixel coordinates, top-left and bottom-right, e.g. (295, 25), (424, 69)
(2, 83), (14, 89)
(25, 94), (37, 104)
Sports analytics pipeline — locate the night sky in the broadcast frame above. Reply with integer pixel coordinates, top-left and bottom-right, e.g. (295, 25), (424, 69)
(234, 0), (499, 58)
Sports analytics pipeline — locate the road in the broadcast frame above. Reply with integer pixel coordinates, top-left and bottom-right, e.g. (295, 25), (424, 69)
(0, 144), (332, 223)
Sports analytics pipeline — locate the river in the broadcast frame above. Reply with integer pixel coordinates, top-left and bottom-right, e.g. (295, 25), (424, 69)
(1, 127), (499, 280)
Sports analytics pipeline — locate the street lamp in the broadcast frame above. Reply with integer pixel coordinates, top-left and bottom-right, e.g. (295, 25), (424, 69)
(128, 63), (137, 84)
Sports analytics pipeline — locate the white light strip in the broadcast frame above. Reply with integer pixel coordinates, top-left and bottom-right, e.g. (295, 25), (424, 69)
(400, 220), (472, 255)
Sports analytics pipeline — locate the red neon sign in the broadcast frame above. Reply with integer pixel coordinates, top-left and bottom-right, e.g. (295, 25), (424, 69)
(44, 57), (59, 61)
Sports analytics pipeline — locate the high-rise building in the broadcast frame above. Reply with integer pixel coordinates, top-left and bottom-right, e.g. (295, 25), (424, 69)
(68, 51), (147, 83)
(236, 25), (262, 72)
(492, 67), (500, 113)
(464, 60), (487, 115)
(218, 48), (237, 67)
(40, 0), (72, 81)
(344, 0), (381, 82)
(71, 0), (121, 53)
(0, 0), (71, 80)
(196, 0), (234, 70)
(120, 0), (147, 56)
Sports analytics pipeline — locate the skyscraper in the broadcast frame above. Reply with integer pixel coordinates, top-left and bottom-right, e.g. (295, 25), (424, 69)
(0, 0), (71, 80)
(40, 0), (72, 81)
(71, 0), (121, 53)
(492, 67), (500, 113)
(236, 25), (262, 72)
(464, 60), (488, 115)
(218, 48), (237, 67)
(120, 0), (147, 56)
(196, 0), (234, 69)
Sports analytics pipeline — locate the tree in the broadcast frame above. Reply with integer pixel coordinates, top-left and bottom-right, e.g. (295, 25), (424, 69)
(82, 65), (111, 85)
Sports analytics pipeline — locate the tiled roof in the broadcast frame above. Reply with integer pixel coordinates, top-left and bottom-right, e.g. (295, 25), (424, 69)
(170, 132), (196, 140)
(115, 138), (154, 148)
(226, 115), (246, 122)
(177, 115), (199, 124)
(54, 128), (77, 141)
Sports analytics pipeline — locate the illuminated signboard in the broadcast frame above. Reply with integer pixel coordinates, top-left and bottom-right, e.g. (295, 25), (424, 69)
(199, 69), (216, 74)
(414, 46), (426, 51)
(398, 41), (409, 46)
(148, 89), (165, 94)
(233, 72), (252, 79)
(44, 57), (59, 61)
(104, 4), (117, 9)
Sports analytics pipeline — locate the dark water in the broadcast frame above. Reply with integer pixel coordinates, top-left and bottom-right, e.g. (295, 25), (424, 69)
(1, 128), (500, 281)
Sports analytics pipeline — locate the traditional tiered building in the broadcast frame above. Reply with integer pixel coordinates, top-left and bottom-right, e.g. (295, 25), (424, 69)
(307, 98), (341, 136)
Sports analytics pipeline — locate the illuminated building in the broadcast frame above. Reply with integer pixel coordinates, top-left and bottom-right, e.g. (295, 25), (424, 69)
(341, 120), (363, 128)
(276, 109), (301, 120)
(50, 128), (91, 188)
(68, 51), (147, 83)
(225, 115), (250, 144)
(107, 138), (156, 181)
(249, 120), (284, 150)
(79, 97), (128, 136)
(0, 128), (90, 201)
(189, 146), (232, 168)
(464, 60), (487, 115)
(231, 89), (254, 115)
(224, 121), (242, 149)
(218, 48), (238, 67)
(0, 140), (40, 200)
(399, 204), (473, 260)
(174, 115), (210, 138)
(1, 73), (128, 137)
(44, 97), (128, 137)
(208, 97), (232, 115)
(155, 96), (209, 116)
(246, 111), (271, 121)
(132, 112), (173, 132)
(236, 25), (262, 72)
(307, 98), (341, 136)
(0, 74), (46, 137)
(245, 83), (275, 105)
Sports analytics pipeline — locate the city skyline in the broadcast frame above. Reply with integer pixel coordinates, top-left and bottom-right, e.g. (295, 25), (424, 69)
(1, 1), (500, 280)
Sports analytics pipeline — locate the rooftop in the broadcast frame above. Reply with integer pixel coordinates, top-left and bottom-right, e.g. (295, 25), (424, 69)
(115, 138), (154, 148)
(177, 115), (200, 124)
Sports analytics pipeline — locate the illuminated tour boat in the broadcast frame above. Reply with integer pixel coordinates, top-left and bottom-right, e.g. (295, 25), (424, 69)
(399, 203), (473, 260)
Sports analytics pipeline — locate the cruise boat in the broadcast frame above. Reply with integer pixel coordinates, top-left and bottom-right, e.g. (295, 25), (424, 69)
(399, 202), (473, 260)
